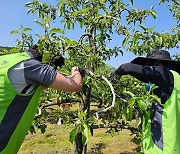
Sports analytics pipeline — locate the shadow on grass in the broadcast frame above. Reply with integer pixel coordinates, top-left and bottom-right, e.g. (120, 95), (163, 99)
(118, 145), (142, 154)
(119, 152), (135, 154)
(88, 143), (107, 154)
(131, 135), (142, 153)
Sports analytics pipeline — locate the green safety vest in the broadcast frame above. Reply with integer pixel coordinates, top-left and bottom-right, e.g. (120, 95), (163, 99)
(0, 53), (42, 154)
(142, 70), (180, 153)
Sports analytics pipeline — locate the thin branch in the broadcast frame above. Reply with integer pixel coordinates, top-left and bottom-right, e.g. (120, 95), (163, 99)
(119, 8), (131, 15)
(116, 94), (129, 103)
(35, 99), (80, 117)
(78, 33), (92, 44)
(41, 99), (80, 108)
(172, 0), (179, 5)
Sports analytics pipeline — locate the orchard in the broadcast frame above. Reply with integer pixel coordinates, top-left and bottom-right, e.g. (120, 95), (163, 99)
(1, 0), (179, 153)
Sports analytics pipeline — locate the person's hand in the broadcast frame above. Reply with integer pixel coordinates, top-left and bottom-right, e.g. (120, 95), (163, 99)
(71, 66), (79, 74)
(108, 70), (117, 78)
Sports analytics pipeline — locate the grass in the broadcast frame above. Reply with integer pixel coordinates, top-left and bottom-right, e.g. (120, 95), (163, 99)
(19, 123), (139, 154)
(19, 103), (140, 153)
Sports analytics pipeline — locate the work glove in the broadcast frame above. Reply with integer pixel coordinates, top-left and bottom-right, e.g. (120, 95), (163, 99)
(78, 67), (86, 77)
(145, 82), (152, 91)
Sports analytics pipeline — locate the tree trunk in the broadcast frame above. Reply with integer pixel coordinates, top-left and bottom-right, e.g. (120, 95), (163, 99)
(74, 132), (83, 154)
(74, 85), (92, 154)
(84, 145), (87, 154)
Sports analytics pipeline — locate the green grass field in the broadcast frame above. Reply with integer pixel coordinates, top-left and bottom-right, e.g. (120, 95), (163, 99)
(19, 123), (140, 154)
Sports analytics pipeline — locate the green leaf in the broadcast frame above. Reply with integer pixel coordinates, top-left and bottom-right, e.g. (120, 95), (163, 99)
(150, 10), (157, 19)
(79, 111), (86, 119)
(122, 113), (127, 123)
(138, 25), (147, 31)
(66, 39), (78, 46)
(130, 0), (133, 5)
(122, 36), (129, 48)
(137, 99), (147, 111)
(35, 34), (42, 39)
(159, 36), (163, 46)
(25, 2), (32, 7)
(150, 95), (161, 104)
(67, 21), (71, 30)
(50, 28), (64, 34)
(82, 123), (90, 145)
(152, 35), (156, 42)
(129, 98), (135, 105)
(40, 124), (47, 134)
(10, 30), (19, 34)
(128, 106), (133, 121)
(38, 43), (43, 51)
(42, 52), (51, 62)
(69, 128), (78, 144)
(34, 20), (44, 27)
(44, 17), (51, 23)
(24, 28), (32, 31)
(71, 11), (79, 16)
(124, 91), (135, 97)
(82, 134), (87, 145)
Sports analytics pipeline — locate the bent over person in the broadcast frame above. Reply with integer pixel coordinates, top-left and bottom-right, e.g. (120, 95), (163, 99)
(0, 45), (83, 154)
(110, 50), (180, 153)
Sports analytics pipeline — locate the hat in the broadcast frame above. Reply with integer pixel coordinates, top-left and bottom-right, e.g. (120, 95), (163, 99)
(130, 50), (180, 73)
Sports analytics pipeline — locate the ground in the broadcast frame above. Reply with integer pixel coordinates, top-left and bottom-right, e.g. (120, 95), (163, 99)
(19, 123), (140, 154)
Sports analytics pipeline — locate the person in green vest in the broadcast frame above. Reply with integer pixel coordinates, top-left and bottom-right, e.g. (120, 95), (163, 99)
(109, 50), (180, 153)
(0, 44), (84, 154)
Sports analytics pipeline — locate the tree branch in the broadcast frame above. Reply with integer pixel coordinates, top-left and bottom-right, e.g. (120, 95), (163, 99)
(116, 94), (129, 103)
(119, 8), (131, 15)
(78, 33), (92, 44)
(35, 99), (80, 118)
(172, 0), (179, 5)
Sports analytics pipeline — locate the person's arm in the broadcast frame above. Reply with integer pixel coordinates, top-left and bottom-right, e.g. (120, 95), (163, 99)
(49, 67), (82, 92)
(23, 59), (82, 93)
(115, 63), (173, 89)
(114, 63), (175, 104)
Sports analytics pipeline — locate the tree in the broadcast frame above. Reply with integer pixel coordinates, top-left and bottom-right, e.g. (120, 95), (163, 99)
(10, 0), (179, 153)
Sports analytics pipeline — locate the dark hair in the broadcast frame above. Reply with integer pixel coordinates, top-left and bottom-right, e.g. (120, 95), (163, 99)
(28, 44), (65, 69)
(27, 44), (42, 61)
